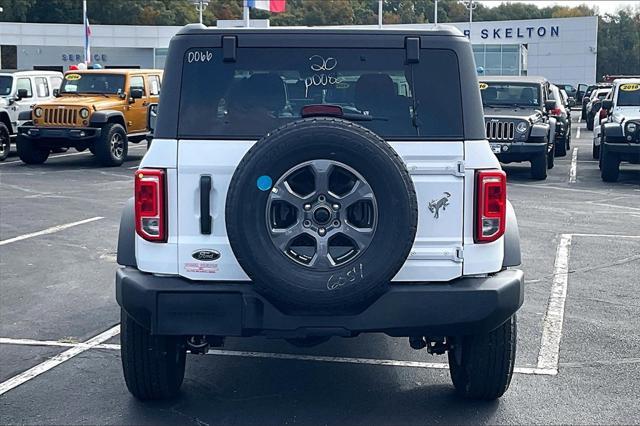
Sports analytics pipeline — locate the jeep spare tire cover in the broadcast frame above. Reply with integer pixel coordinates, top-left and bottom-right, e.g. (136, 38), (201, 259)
(226, 118), (418, 312)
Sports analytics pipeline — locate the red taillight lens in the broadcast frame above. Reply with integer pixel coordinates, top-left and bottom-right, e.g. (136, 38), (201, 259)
(135, 169), (166, 242)
(550, 108), (562, 116)
(599, 108), (608, 119)
(475, 170), (507, 243)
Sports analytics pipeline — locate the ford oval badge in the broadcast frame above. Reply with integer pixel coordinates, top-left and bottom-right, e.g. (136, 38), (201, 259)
(192, 249), (220, 262)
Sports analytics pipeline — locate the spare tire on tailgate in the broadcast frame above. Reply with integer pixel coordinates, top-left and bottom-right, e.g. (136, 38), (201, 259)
(226, 118), (417, 313)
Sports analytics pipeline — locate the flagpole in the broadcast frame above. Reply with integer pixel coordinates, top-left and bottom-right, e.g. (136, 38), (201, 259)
(243, 0), (250, 28)
(434, 0), (438, 25)
(83, 0), (89, 65)
(378, 0), (383, 29)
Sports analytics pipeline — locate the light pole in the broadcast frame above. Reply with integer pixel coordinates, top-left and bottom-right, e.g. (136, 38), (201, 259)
(190, 0), (210, 25)
(461, 0), (477, 38)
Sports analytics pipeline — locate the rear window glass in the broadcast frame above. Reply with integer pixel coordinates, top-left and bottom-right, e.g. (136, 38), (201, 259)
(178, 48), (463, 140)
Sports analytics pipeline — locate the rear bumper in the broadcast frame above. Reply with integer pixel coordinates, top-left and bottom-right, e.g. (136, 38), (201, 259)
(116, 267), (524, 338)
(18, 125), (101, 141)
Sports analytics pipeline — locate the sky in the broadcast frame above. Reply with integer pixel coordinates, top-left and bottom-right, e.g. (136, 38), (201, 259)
(479, 1), (640, 15)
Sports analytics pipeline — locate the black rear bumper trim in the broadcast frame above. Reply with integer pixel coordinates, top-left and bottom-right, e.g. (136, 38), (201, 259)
(116, 267), (524, 338)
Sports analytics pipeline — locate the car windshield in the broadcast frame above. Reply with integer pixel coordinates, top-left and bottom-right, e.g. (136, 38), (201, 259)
(480, 82), (541, 107)
(0, 76), (13, 96)
(617, 84), (640, 106)
(178, 47), (464, 140)
(60, 73), (125, 95)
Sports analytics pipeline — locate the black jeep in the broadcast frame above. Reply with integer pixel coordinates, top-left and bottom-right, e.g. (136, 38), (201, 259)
(479, 76), (558, 180)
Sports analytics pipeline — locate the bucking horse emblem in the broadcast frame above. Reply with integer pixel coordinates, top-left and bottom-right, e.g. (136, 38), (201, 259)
(428, 192), (451, 219)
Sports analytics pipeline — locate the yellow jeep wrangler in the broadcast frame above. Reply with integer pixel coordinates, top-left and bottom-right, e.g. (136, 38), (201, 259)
(17, 69), (162, 166)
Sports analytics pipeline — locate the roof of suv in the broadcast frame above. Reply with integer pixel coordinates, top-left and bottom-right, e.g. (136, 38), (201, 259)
(177, 23), (464, 38)
(479, 76), (548, 84)
(0, 70), (62, 77)
(62, 69), (161, 75)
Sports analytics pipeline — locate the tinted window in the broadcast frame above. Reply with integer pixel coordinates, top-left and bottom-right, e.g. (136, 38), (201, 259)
(35, 77), (49, 97)
(178, 48), (463, 140)
(0, 76), (12, 96)
(480, 82), (540, 107)
(61, 73), (125, 94)
(17, 78), (33, 98)
(617, 84), (640, 106)
(130, 76), (145, 94)
(50, 77), (63, 90)
(148, 75), (161, 96)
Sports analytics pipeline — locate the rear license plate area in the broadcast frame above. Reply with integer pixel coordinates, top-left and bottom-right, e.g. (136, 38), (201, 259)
(157, 293), (243, 335)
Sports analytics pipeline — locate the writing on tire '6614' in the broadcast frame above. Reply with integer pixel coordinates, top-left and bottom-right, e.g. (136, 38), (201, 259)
(115, 25), (524, 402)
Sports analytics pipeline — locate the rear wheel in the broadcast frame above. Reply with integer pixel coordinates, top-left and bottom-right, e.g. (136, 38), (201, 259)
(586, 114), (593, 130)
(16, 134), (50, 164)
(0, 122), (10, 161)
(94, 123), (128, 166)
(600, 145), (620, 182)
(530, 152), (547, 180)
(592, 141), (600, 159)
(448, 315), (517, 400)
(555, 134), (567, 157)
(120, 310), (186, 401)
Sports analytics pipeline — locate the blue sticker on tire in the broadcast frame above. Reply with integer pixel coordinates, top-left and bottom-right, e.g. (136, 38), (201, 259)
(257, 175), (273, 191)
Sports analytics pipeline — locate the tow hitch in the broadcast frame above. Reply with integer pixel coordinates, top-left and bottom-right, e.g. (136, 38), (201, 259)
(409, 336), (450, 354)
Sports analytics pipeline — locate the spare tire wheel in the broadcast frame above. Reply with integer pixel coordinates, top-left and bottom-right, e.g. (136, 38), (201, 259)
(226, 118), (418, 312)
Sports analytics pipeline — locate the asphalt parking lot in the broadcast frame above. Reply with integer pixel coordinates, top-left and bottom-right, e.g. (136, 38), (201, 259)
(1, 118), (639, 425)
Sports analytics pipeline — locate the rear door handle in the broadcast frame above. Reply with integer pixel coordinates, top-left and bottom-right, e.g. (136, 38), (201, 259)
(200, 176), (212, 235)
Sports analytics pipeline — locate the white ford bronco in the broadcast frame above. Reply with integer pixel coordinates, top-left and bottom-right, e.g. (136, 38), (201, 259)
(598, 78), (640, 182)
(116, 25), (524, 401)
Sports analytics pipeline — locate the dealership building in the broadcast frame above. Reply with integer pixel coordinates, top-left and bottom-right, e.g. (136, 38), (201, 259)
(0, 16), (597, 86)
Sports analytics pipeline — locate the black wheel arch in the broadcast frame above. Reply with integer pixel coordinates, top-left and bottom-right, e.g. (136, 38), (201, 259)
(90, 110), (127, 131)
(502, 201), (521, 268)
(0, 110), (12, 133)
(117, 197), (137, 267)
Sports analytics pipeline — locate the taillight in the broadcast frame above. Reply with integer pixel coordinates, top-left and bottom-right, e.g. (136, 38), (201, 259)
(550, 108), (562, 116)
(475, 170), (507, 243)
(135, 169), (166, 242)
(599, 108), (608, 120)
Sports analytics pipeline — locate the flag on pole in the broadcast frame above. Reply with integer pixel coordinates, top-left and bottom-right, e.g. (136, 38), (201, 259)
(247, 0), (286, 13)
(83, 0), (92, 64)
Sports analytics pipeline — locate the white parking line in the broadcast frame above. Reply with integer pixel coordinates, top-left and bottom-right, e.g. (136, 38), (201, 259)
(576, 126), (581, 139)
(0, 335), (555, 378)
(0, 325), (119, 396)
(0, 151), (89, 166)
(569, 147), (578, 183)
(570, 233), (640, 238)
(0, 216), (103, 246)
(537, 233), (572, 372)
(0, 145), (147, 166)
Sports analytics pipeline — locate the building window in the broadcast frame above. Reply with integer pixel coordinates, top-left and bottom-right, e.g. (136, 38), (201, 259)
(473, 44), (527, 76)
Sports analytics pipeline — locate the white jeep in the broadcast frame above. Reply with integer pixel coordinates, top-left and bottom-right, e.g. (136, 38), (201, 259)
(597, 78), (640, 181)
(116, 25), (524, 401)
(0, 70), (63, 161)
